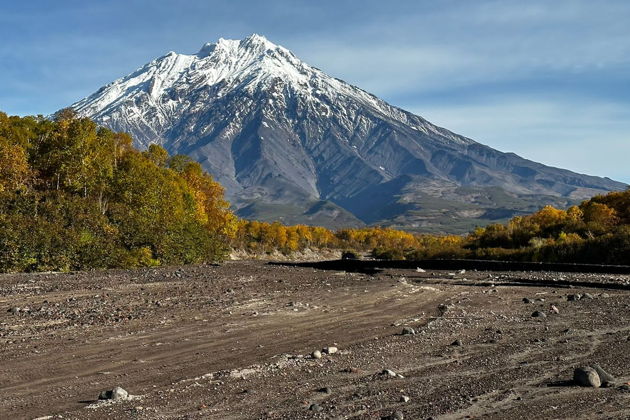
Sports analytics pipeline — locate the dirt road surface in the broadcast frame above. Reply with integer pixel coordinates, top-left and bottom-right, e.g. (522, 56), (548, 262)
(1, 261), (629, 419)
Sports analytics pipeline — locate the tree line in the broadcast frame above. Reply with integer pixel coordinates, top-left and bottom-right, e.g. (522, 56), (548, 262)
(1, 110), (629, 272)
(0, 110), (236, 272)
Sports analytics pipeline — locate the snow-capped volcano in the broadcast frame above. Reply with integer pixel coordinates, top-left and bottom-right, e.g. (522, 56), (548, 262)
(72, 34), (625, 232)
(73, 34), (459, 148)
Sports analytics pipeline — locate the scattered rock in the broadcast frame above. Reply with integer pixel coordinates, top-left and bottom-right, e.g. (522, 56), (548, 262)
(309, 403), (323, 412)
(416, 267), (426, 273)
(312, 350), (322, 359)
(567, 294), (582, 301)
(582, 293), (595, 300)
(531, 311), (546, 318)
(400, 395), (410, 403)
(451, 339), (463, 346)
(592, 364), (616, 386)
(323, 346), (338, 354)
(574, 367), (601, 388)
(382, 411), (404, 420)
(98, 386), (129, 400)
(401, 327), (415, 335)
(550, 305), (560, 314)
(522, 298), (532, 304)
(381, 369), (404, 378)
(318, 387), (332, 394)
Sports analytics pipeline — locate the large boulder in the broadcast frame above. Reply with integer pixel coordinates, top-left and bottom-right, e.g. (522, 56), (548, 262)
(573, 367), (601, 388)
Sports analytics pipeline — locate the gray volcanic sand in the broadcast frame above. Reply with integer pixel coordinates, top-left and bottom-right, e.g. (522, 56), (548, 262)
(1, 261), (629, 419)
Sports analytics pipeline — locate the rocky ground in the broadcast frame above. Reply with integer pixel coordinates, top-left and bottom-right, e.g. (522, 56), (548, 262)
(1, 261), (629, 420)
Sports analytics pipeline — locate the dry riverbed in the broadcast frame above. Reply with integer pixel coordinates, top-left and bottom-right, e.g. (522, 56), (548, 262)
(1, 261), (629, 419)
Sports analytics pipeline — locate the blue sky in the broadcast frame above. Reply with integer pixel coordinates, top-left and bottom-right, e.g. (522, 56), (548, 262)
(1, 0), (629, 182)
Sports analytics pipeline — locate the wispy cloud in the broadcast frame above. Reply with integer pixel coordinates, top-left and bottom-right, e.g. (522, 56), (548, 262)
(1, 0), (629, 180)
(414, 97), (630, 182)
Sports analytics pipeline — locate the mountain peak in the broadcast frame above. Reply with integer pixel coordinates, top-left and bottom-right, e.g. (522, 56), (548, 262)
(241, 33), (276, 49)
(197, 34), (277, 58)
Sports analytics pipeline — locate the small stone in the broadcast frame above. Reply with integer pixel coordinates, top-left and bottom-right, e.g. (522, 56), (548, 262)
(8, 307), (20, 314)
(324, 346), (338, 354)
(318, 387), (332, 394)
(312, 350), (322, 359)
(531, 311), (546, 318)
(451, 339), (463, 346)
(601, 293), (610, 298)
(582, 293), (595, 299)
(99, 386), (129, 400)
(522, 298), (532, 304)
(400, 395), (410, 403)
(550, 305), (560, 314)
(574, 367), (601, 387)
(401, 327), (415, 335)
(309, 403), (323, 412)
(567, 294), (581, 301)
(111, 386), (129, 400)
(382, 369), (404, 378)
(592, 364), (615, 386)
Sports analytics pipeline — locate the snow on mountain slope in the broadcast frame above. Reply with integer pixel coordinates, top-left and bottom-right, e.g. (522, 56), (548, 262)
(73, 34), (464, 149)
(72, 34), (626, 232)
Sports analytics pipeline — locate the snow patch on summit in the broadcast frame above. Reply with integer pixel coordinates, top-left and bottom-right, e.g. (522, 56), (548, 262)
(72, 34), (462, 149)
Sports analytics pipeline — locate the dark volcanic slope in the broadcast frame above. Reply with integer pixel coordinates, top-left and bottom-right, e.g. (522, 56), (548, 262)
(72, 34), (625, 232)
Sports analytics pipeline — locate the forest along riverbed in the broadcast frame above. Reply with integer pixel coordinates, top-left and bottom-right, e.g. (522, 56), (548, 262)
(1, 261), (629, 419)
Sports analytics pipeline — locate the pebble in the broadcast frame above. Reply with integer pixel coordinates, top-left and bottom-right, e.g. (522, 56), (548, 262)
(309, 403), (323, 412)
(318, 387), (332, 394)
(98, 386), (129, 400)
(574, 367), (601, 388)
(550, 305), (560, 314)
(400, 395), (410, 403)
(324, 346), (338, 354)
(582, 293), (595, 299)
(531, 311), (546, 318)
(381, 369), (404, 378)
(451, 339), (463, 346)
(312, 350), (322, 359)
(567, 294), (582, 301)
(401, 327), (415, 335)
(522, 298), (532, 304)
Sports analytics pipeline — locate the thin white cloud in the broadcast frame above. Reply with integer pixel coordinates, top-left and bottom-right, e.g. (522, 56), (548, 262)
(412, 98), (630, 182)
